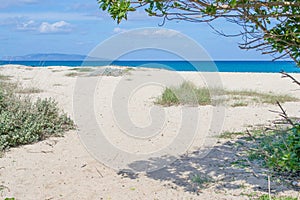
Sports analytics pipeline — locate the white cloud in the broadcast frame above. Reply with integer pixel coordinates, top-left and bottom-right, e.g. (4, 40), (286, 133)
(38, 21), (72, 34)
(126, 29), (182, 38)
(11, 19), (73, 34)
(0, 12), (103, 21)
(17, 19), (36, 31)
(0, 0), (38, 8)
(113, 28), (181, 38)
(113, 27), (127, 33)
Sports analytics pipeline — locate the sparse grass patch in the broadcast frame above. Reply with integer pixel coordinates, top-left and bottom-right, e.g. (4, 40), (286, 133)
(231, 102), (248, 107)
(156, 82), (211, 106)
(239, 191), (258, 198)
(69, 67), (95, 72)
(258, 194), (297, 200)
(17, 87), (43, 94)
(191, 174), (214, 187)
(65, 72), (82, 77)
(53, 83), (63, 87)
(230, 159), (250, 168)
(87, 67), (134, 77)
(225, 90), (298, 105)
(52, 69), (64, 73)
(219, 131), (244, 139)
(25, 67), (34, 70)
(156, 81), (298, 107)
(0, 74), (12, 81)
(123, 67), (135, 74)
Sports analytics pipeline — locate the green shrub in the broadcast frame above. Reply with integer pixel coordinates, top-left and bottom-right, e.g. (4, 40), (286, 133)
(0, 81), (74, 151)
(262, 125), (300, 172)
(250, 123), (300, 173)
(157, 87), (179, 105)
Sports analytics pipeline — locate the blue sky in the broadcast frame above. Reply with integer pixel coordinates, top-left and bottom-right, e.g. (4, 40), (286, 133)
(0, 0), (278, 60)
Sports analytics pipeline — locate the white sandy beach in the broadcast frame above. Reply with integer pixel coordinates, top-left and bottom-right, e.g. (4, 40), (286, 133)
(0, 65), (300, 199)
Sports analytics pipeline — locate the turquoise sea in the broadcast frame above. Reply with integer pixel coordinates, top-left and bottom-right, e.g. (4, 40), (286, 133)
(0, 61), (299, 73)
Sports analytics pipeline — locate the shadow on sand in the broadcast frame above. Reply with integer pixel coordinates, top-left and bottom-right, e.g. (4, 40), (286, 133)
(118, 136), (299, 195)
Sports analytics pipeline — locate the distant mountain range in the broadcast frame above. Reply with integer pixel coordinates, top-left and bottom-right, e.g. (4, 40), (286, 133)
(1, 53), (95, 61)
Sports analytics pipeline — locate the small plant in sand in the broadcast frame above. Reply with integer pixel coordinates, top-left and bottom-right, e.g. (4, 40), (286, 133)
(88, 67), (132, 77)
(225, 90), (298, 105)
(191, 174), (214, 188)
(218, 131), (244, 139)
(17, 87), (43, 94)
(156, 81), (298, 106)
(0, 74), (12, 81)
(156, 81), (211, 106)
(231, 102), (248, 107)
(258, 194), (297, 200)
(69, 67), (95, 72)
(0, 78), (75, 151)
(65, 72), (82, 77)
(53, 83), (63, 87)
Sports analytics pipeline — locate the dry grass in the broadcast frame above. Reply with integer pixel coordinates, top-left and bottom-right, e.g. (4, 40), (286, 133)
(156, 82), (211, 106)
(65, 72), (82, 77)
(157, 81), (299, 106)
(0, 74), (12, 81)
(69, 67), (95, 72)
(17, 87), (43, 94)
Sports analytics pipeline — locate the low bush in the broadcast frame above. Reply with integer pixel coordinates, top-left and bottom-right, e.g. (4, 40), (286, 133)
(248, 103), (300, 174)
(0, 80), (74, 151)
(252, 124), (300, 172)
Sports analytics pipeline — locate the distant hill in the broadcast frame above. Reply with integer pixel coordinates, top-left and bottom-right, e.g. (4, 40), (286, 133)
(1, 53), (95, 61)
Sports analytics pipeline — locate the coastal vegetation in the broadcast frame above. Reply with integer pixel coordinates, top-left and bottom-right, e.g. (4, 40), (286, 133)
(0, 75), (12, 81)
(16, 87), (43, 94)
(249, 126), (300, 172)
(65, 71), (83, 77)
(0, 78), (74, 152)
(156, 81), (298, 106)
(69, 67), (95, 72)
(65, 67), (133, 77)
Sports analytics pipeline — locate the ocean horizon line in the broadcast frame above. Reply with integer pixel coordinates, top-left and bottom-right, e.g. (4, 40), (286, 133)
(0, 60), (299, 73)
(0, 59), (294, 62)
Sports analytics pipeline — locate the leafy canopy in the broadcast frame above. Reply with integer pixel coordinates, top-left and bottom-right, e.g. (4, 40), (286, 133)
(98, 0), (300, 66)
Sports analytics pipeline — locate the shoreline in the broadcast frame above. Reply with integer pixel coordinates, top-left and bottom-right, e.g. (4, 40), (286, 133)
(1, 64), (300, 74)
